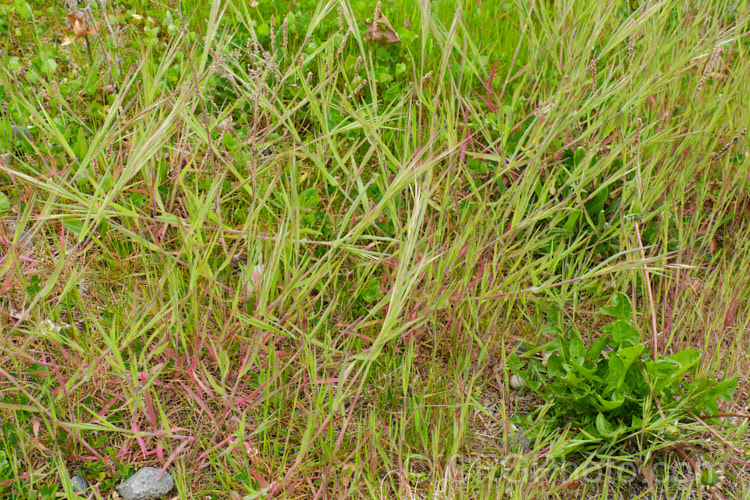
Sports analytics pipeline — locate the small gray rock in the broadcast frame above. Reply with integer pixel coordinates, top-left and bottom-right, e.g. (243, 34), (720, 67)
(70, 475), (88, 495)
(514, 341), (527, 355)
(509, 374), (525, 390)
(510, 423), (532, 450)
(116, 467), (174, 500)
(10, 124), (32, 143)
(1, 221), (34, 250)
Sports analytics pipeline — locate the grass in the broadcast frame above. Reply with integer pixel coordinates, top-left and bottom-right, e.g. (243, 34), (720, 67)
(1, 0), (750, 498)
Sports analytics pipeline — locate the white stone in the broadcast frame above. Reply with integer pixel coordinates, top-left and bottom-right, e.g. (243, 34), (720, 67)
(509, 374), (525, 390)
(116, 467), (174, 500)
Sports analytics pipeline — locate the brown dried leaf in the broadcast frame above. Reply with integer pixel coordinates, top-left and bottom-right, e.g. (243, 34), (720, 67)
(364, 11), (400, 45)
(340, 463), (356, 489)
(638, 461), (655, 491)
(657, 442), (709, 455)
(61, 11), (97, 46)
(563, 480), (581, 490)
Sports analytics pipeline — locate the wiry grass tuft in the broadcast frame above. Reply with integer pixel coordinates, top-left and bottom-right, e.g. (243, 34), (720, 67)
(1, 0), (749, 498)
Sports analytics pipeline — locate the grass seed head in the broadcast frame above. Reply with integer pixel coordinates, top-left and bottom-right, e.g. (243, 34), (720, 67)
(374, 1), (381, 23)
(657, 111), (670, 133)
(694, 46), (723, 100)
(635, 117), (643, 146)
(591, 57), (598, 95)
(337, 29), (350, 56)
(350, 78), (367, 98)
(282, 19), (288, 52)
(628, 35), (635, 61)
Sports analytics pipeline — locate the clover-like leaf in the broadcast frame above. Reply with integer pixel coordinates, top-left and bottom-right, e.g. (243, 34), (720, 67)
(595, 392), (625, 411)
(600, 291), (631, 321)
(647, 349), (700, 394)
(687, 377), (738, 415)
(601, 320), (640, 347)
(0, 193), (9, 216)
(300, 188), (321, 209)
(586, 335), (610, 360)
(361, 279), (382, 303)
(595, 412), (621, 437)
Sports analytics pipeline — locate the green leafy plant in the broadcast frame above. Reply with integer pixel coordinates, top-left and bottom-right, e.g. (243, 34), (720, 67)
(509, 292), (738, 449)
(0, 450), (11, 493)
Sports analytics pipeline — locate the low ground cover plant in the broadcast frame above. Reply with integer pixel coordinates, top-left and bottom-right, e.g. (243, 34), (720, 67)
(510, 292), (738, 455)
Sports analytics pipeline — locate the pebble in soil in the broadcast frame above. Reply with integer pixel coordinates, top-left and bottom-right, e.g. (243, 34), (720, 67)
(1, 221), (35, 251)
(70, 475), (88, 495)
(116, 467), (174, 500)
